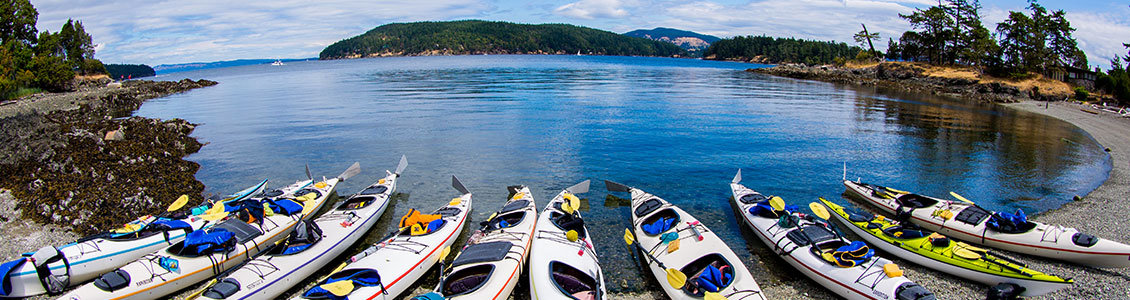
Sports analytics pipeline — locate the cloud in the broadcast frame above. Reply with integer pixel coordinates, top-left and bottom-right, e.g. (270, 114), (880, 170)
(554, 0), (631, 19)
(661, 0), (920, 48)
(1067, 11), (1130, 69)
(30, 0), (491, 65)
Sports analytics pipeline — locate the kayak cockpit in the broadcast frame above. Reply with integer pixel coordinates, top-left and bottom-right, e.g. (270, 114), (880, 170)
(549, 211), (587, 240)
(441, 265), (494, 297)
(680, 254), (736, 297)
(895, 194), (937, 209)
(738, 193), (768, 204)
(482, 210), (527, 231)
(882, 225), (931, 240)
(549, 261), (600, 300)
(264, 220), (322, 256)
(167, 219), (261, 257)
(640, 208), (680, 236)
(337, 195), (380, 210)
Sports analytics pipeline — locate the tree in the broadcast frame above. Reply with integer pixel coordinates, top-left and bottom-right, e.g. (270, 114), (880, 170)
(995, 0), (1085, 74)
(0, 0), (37, 44)
(886, 38), (901, 60)
(29, 55), (72, 91)
(900, 6), (953, 64)
(853, 24), (881, 60)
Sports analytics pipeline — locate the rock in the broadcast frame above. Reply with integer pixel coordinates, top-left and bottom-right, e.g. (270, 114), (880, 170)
(104, 129), (124, 141)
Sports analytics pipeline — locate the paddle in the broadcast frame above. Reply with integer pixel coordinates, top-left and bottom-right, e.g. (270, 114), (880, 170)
(705, 292), (729, 300)
(949, 191), (975, 205)
(623, 228), (687, 289)
(810, 202), (830, 220)
(337, 162), (362, 182)
(168, 194), (189, 212)
(604, 180), (631, 193)
(394, 155), (408, 176)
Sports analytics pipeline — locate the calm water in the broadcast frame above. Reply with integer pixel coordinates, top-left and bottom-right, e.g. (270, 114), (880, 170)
(138, 55), (1110, 293)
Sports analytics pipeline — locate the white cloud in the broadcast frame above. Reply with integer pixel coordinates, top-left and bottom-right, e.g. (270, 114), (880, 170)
(554, 0), (631, 19)
(1067, 11), (1130, 70)
(30, 0), (491, 65)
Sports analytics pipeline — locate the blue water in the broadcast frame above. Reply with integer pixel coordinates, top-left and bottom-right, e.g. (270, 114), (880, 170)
(138, 55), (1110, 293)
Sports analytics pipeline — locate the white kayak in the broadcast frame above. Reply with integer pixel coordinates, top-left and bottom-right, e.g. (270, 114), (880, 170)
(528, 180), (607, 300)
(0, 179), (267, 298)
(430, 185), (537, 300)
(296, 175), (473, 300)
(59, 164), (356, 300)
(607, 180), (767, 300)
(730, 171), (934, 300)
(844, 179), (1130, 268)
(200, 157), (407, 300)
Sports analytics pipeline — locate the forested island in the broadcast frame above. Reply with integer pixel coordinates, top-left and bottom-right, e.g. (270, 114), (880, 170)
(704, 36), (861, 65)
(320, 20), (686, 59)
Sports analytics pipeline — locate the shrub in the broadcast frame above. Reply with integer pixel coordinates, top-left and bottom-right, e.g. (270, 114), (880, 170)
(30, 56), (75, 92)
(1074, 86), (1089, 101)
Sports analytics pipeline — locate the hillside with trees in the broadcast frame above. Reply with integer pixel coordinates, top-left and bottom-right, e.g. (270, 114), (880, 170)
(320, 20), (686, 59)
(1, 0), (106, 99)
(624, 27), (720, 56)
(703, 35), (861, 65)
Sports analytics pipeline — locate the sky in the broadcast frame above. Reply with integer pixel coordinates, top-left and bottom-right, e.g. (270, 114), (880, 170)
(29, 0), (1130, 69)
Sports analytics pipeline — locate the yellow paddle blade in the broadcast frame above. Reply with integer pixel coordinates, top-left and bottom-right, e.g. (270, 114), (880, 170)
(201, 212), (228, 221)
(439, 246), (452, 262)
(565, 193), (580, 211)
(168, 195), (189, 212)
(953, 247), (982, 260)
(205, 200), (225, 215)
(704, 292), (728, 300)
(566, 230), (579, 242)
(623, 228), (635, 245)
(769, 196), (785, 211)
(885, 187), (909, 194)
(315, 182), (328, 189)
(665, 268), (687, 289)
(486, 212), (498, 222)
(512, 192), (524, 200)
(449, 197), (462, 206)
(810, 201), (830, 220)
(330, 262), (348, 273)
(949, 192), (974, 204)
(111, 223), (142, 234)
(666, 238), (681, 253)
(321, 280), (355, 297)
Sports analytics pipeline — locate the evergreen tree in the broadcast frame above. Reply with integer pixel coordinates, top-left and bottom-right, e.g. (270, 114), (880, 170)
(995, 1), (1084, 74)
(885, 38), (901, 60)
(0, 0), (36, 44)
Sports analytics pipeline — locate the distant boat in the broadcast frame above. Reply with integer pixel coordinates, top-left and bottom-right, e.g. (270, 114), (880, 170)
(577, 50), (582, 56)
(271, 59), (285, 66)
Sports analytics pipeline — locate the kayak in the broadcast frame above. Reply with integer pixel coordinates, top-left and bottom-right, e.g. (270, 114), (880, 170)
(0, 179), (267, 298)
(843, 180), (1130, 268)
(608, 180), (767, 300)
(431, 185), (537, 300)
(59, 163), (356, 300)
(200, 157), (407, 300)
(819, 198), (1073, 296)
(730, 171), (934, 300)
(528, 180), (606, 300)
(296, 175), (472, 300)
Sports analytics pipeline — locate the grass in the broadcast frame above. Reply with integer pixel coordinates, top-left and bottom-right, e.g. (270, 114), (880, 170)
(879, 61), (1074, 96)
(4, 87), (44, 100)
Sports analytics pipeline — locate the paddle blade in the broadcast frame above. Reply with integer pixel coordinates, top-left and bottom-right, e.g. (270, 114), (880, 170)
(949, 192), (974, 204)
(322, 280), (355, 297)
(665, 268), (687, 289)
(305, 164), (313, 180)
(395, 155), (408, 175)
(338, 162), (361, 181)
(810, 201), (830, 220)
(732, 169), (742, 184)
(705, 292), (728, 300)
(769, 196), (785, 211)
(566, 180), (591, 194)
(202, 212), (228, 221)
(452, 176), (470, 195)
(439, 246), (452, 262)
(562, 199), (576, 214)
(623, 228), (635, 245)
(168, 194), (189, 212)
(605, 180), (630, 193)
(566, 194), (580, 213)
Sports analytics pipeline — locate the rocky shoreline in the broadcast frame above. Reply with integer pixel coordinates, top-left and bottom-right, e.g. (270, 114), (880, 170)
(0, 79), (217, 235)
(750, 62), (1072, 103)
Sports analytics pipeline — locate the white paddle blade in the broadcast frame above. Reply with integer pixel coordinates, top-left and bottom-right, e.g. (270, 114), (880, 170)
(305, 164), (313, 180)
(605, 180), (630, 193)
(732, 169), (742, 184)
(452, 176), (470, 195)
(566, 180), (591, 194)
(338, 162), (361, 181)
(395, 155), (408, 175)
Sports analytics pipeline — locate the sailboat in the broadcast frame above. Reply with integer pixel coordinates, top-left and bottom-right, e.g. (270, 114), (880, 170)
(271, 59), (284, 66)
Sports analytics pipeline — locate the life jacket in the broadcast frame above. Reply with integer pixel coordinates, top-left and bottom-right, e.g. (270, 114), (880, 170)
(265, 198), (304, 216)
(302, 268), (384, 299)
(986, 209), (1029, 233)
(695, 264), (732, 292)
(400, 209), (442, 236)
(179, 228), (237, 256)
(825, 241), (874, 268)
(641, 216), (675, 235)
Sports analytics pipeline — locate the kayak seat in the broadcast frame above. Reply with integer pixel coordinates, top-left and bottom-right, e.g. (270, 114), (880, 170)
(738, 193), (767, 204)
(202, 278), (241, 299)
(442, 265), (493, 297)
(93, 269), (130, 292)
(896, 194), (938, 209)
(500, 200), (531, 214)
(1072, 232), (1099, 247)
(452, 241), (513, 267)
(882, 226), (930, 240)
(954, 206), (990, 225)
(550, 212), (588, 239)
(845, 208), (874, 223)
(276, 220), (323, 255)
(550, 261), (599, 298)
(785, 225), (835, 246)
(895, 282), (936, 300)
(294, 188), (323, 199)
(679, 254), (734, 297)
(640, 209), (679, 236)
(986, 209), (1035, 234)
(360, 185), (388, 195)
(634, 198), (663, 218)
(303, 268), (384, 299)
(338, 195), (377, 210)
